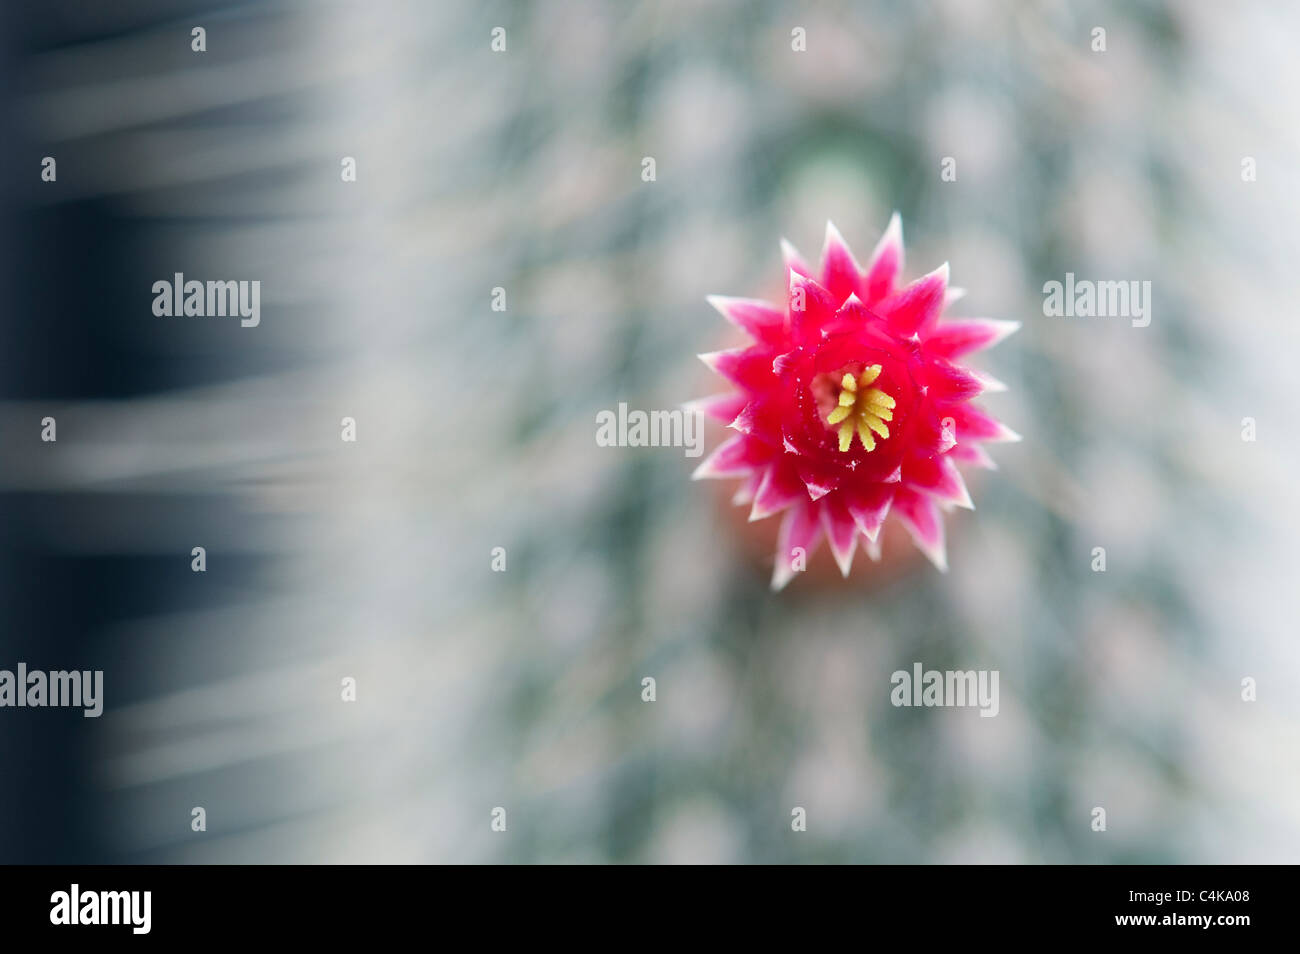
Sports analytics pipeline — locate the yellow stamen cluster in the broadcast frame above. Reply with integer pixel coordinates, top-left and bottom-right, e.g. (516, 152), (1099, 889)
(826, 365), (895, 452)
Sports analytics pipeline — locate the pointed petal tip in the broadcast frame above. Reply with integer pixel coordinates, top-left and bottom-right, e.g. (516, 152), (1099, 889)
(819, 504), (858, 577)
(805, 483), (832, 502)
(748, 498), (787, 523)
(822, 220), (858, 264)
(691, 434), (761, 482)
(769, 549), (798, 591)
(780, 238), (812, 277)
(946, 442), (977, 465)
(982, 319), (1023, 348)
(692, 454), (740, 481)
(705, 293), (768, 313)
(973, 370), (1009, 393)
(825, 531), (857, 577)
(679, 395), (720, 415)
(941, 462), (977, 511)
(871, 212), (904, 258)
(910, 535), (949, 572)
(995, 322), (1022, 348)
(788, 269), (833, 303)
(696, 350), (730, 374)
(730, 472), (760, 506)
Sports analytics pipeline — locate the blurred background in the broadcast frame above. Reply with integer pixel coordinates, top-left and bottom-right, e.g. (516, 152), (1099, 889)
(2, 0), (1297, 863)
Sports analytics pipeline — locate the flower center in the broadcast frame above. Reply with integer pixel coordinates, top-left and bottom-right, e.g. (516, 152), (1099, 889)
(824, 365), (896, 453)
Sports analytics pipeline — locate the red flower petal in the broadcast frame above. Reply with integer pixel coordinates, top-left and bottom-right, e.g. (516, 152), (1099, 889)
(781, 237), (812, 278)
(787, 270), (840, 339)
(698, 347), (777, 391)
(691, 434), (772, 480)
(796, 459), (840, 501)
(820, 221), (864, 303)
(772, 499), (824, 591)
(819, 494), (859, 577)
(921, 355), (985, 403)
(906, 401), (954, 455)
(944, 403), (1021, 443)
(732, 470), (763, 506)
(881, 263), (949, 338)
(683, 392), (748, 424)
(749, 459), (805, 521)
(903, 453), (974, 510)
(863, 212), (903, 304)
(706, 295), (786, 345)
(892, 489), (947, 572)
(922, 318), (1021, 359)
(842, 484), (895, 541)
(728, 399), (783, 442)
(948, 442), (998, 470)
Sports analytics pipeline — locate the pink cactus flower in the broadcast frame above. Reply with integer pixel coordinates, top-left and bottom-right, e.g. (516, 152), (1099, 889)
(691, 217), (1020, 589)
